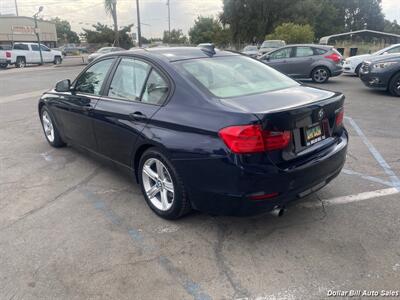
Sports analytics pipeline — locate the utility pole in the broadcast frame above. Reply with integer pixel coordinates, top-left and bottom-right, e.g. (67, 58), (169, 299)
(14, 0), (19, 16)
(33, 6), (44, 65)
(136, 0), (142, 47)
(167, 0), (171, 43)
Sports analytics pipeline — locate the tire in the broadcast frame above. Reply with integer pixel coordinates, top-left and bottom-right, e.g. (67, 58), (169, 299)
(138, 148), (191, 219)
(355, 64), (362, 77)
(40, 106), (65, 147)
(54, 56), (62, 65)
(0, 63), (7, 69)
(388, 73), (400, 97)
(311, 66), (330, 83)
(15, 57), (26, 68)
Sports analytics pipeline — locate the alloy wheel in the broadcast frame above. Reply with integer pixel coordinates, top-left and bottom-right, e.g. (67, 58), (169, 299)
(141, 158), (174, 211)
(395, 79), (400, 96)
(42, 110), (55, 142)
(313, 68), (328, 83)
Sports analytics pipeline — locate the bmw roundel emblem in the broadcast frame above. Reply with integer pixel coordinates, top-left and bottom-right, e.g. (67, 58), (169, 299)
(318, 109), (325, 120)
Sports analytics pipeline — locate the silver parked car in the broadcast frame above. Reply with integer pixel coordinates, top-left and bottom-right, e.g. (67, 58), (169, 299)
(258, 40), (286, 56)
(260, 44), (344, 83)
(241, 45), (259, 58)
(87, 47), (125, 63)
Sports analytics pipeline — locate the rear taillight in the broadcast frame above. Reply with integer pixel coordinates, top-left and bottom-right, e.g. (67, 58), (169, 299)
(218, 125), (291, 154)
(5, 51), (11, 58)
(336, 109), (344, 127)
(325, 53), (341, 64)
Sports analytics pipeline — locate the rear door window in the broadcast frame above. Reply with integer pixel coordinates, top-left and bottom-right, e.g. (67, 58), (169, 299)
(31, 44), (40, 51)
(295, 47), (314, 57)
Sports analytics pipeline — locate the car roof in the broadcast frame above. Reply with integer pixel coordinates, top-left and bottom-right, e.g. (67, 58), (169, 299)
(283, 44), (332, 48)
(123, 47), (239, 62)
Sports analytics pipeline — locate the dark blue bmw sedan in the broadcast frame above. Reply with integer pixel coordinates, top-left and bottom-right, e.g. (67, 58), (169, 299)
(38, 47), (348, 219)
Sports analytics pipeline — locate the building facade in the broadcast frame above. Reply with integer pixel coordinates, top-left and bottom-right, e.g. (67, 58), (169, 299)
(0, 16), (57, 48)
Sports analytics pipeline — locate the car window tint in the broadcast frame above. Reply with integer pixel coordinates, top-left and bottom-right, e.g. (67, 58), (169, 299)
(75, 59), (114, 95)
(270, 48), (291, 60)
(142, 69), (169, 105)
(178, 55), (298, 98)
(296, 47), (314, 57)
(40, 45), (50, 51)
(314, 48), (327, 55)
(387, 46), (400, 54)
(13, 44), (29, 51)
(108, 58), (151, 101)
(31, 44), (40, 51)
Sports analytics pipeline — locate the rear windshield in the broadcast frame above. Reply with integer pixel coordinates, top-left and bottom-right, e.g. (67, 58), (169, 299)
(176, 56), (298, 98)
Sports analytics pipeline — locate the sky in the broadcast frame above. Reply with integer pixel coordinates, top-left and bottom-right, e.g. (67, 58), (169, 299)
(0, 0), (399, 38)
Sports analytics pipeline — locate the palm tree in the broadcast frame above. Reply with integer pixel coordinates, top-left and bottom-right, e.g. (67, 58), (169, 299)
(104, 0), (119, 46)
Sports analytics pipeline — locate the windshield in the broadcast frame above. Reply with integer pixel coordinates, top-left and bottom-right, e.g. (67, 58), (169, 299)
(176, 55), (298, 98)
(261, 41), (285, 48)
(244, 46), (257, 51)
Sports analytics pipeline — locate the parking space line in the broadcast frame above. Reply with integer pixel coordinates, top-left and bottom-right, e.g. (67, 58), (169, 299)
(346, 116), (400, 190)
(300, 187), (399, 208)
(0, 89), (47, 104)
(82, 187), (213, 300)
(342, 168), (394, 187)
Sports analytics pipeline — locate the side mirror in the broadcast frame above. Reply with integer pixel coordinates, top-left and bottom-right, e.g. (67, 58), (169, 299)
(55, 79), (71, 92)
(383, 51), (389, 55)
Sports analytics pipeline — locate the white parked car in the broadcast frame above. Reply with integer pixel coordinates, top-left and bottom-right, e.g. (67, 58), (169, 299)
(0, 42), (63, 68)
(343, 43), (400, 75)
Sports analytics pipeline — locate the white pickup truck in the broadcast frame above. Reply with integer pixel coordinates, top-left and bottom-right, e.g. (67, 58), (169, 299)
(0, 42), (63, 68)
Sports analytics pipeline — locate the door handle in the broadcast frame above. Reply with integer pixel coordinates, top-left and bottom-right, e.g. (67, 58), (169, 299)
(129, 111), (147, 121)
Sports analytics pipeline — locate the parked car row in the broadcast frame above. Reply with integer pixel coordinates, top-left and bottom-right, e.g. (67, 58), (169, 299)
(0, 42), (63, 68)
(239, 41), (400, 97)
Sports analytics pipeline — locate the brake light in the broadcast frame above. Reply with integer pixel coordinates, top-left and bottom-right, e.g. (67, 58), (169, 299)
(5, 51), (11, 58)
(219, 125), (291, 154)
(336, 109), (344, 126)
(325, 53), (341, 64)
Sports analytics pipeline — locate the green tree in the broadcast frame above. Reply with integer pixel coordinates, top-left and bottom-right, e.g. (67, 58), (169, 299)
(50, 17), (80, 44)
(162, 29), (188, 44)
(104, 0), (119, 46)
(81, 23), (133, 49)
(384, 20), (400, 35)
(220, 0), (386, 43)
(188, 16), (230, 47)
(266, 23), (315, 44)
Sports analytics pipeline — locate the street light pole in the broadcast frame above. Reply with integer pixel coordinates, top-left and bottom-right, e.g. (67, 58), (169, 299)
(167, 0), (171, 43)
(14, 0), (19, 16)
(136, 0), (142, 47)
(33, 6), (44, 65)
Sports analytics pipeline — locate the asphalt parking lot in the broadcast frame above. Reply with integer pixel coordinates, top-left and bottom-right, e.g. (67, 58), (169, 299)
(1, 65), (399, 300)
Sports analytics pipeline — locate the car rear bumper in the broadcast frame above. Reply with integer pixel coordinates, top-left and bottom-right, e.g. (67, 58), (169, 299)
(331, 66), (343, 77)
(0, 58), (10, 64)
(173, 130), (348, 216)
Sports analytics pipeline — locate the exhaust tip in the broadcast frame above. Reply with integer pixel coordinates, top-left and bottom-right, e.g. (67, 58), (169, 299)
(270, 206), (285, 217)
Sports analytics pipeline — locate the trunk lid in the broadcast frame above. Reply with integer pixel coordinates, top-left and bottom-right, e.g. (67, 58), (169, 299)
(219, 85), (345, 168)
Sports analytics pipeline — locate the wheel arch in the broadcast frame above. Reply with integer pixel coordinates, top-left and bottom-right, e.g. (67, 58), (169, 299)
(132, 142), (176, 183)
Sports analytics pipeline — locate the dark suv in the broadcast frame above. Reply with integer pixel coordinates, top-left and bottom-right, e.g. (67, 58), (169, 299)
(359, 54), (400, 96)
